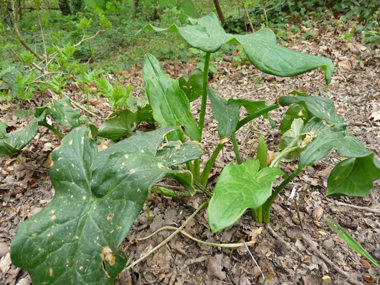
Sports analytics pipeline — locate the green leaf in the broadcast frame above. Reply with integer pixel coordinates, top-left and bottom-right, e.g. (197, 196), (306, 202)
(279, 102), (310, 133)
(0, 61), (15, 78)
(143, 54), (200, 142)
(156, 141), (203, 167)
(179, 74), (203, 102)
(279, 118), (304, 162)
(0, 121), (7, 138)
(177, 0), (195, 24)
(98, 109), (139, 141)
(14, 109), (34, 119)
(11, 126), (201, 284)
(299, 123), (370, 168)
(327, 154), (380, 197)
(256, 133), (267, 169)
(279, 95), (343, 124)
(0, 117), (38, 156)
(325, 216), (380, 268)
(159, 0), (170, 8)
(139, 13), (334, 84)
(208, 159), (283, 232)
(208, 88), (240, 138)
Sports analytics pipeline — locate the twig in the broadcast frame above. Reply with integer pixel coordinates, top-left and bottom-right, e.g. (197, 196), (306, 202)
(10, 0), (44, 61)
(240, 0), (254, 32)
(63, 93), (109, 121)
(122, 201), (208, 272)
(134, 225), (257, 248)
(336, 201), (380, 214)
(243, 241), (265, 281)
(265, 224), (301, 256)
(263, 1), (285, 27)
(36, 7), (48, 70)
(301, 233), (358, 285)
(272, 204), (358, 285)
(295, 200), (304, 232)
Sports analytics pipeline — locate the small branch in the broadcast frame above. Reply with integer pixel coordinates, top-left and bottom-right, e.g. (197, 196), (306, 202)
(10, 0), (44, 61)
(135, 225), (257, 248)
(240, 0), (254, 32)
(231, 133), (242, 164)
(336, 201), (380, 214)
(36, 8), (48, 70)
(244, 241), (265, 280)
(123, 201), (208, 272)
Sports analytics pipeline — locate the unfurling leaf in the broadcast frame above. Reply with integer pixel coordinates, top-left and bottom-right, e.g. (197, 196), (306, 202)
(208, 159), (283, 232)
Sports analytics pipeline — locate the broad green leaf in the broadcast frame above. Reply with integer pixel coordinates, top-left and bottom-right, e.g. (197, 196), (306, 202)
(11, 126), (201, 284)
(0, 121), (7, 138)
(143, 54), (200, 142)
(35, 97), (81, 128)
(325, 216), (380, 268)
(139, 13), (334, 84)
(159, 0), (170, 8)
(14, 109), (34, 119)
(279, 95), (343, 124)
(327, 154), (380, 197)
(177, 0), (195, 24)
(299, 123), (370, 168)
(156, 141), (203, 167)
(126, 96), (155, 124)
(0, 61), (15, 78)
(208, 159), (283, 232)
(256, 133), (267, 169)
(279, 118), (304, 162)
(98, 109), (139, 141)
(0, 117), (38, 156)
(208, 88), (239, 138)
(179, 74), (203, 102)
(279, 102), (310, 133)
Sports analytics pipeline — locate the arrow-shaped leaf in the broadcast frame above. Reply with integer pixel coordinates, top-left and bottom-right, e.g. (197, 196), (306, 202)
(11, 126), (202, 284)
(143, 54), (200, 142)
(139, 13), (334, 84)
(327, 154), (380, 197)
(208, 159), (283, 232)
(279, 95), (343, 124)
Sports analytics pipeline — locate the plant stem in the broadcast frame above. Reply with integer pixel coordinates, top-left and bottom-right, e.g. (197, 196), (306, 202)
(198, 52), (211, 135)
(123, 201), (208, 271)
(146, 196), (152, 224)
(270, 146), (300, 168)
(231, 133), (242, 164)
(38, 121), (64, 138)
(200, 143), (224, 186)
(236, 104), (279, 131)
(186, 161), (195, 174)
(257, 206), (262, 223)
(263, 168), (302, 224)
(193, 179), (213, 198)
(194, 158), (201, 181)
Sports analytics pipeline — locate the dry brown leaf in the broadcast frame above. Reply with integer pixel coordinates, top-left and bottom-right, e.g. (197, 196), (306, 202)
(369, 110), (380, 121)
(97, 140), (109, 152)
(267, 150), (276, 165)
(337, 60), (351, 69)
(89, 97), (103, 106)
(355, 44), (367, 51)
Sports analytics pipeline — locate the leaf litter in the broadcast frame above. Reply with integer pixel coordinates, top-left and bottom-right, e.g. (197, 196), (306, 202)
(0, 26), (380, 285)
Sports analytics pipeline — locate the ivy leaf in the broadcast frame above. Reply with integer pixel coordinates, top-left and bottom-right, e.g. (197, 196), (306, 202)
(208, 159), (283, 232)
(327, 154), (380, 197)
(139, 13), (334, 85)
(299, 123), (370, 168)
(143, 54), (200, 142)
(208, 88), (240, 138)
(279, 95), (343, 124)
(11, 126), (202, 284)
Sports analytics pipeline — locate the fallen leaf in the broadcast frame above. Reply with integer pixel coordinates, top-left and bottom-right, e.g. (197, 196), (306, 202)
(337, 60), (351, 69)
(370, 110), (380, 121)
(89, 97), (103, 106)
(0, 253), (11, 274)
(267, 150), (276, 165)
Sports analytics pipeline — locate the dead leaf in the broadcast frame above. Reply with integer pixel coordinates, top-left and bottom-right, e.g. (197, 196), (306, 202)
(267, 150), (276, 165)
(208, 254), (227, 280)
(0, 252), (11, 274)
(89, 97), (103, 106)
(370, 110), (380, 121)
(355, 44), (367, 51)
(337, 60), (351, 70)
(97, 140), (109, 152)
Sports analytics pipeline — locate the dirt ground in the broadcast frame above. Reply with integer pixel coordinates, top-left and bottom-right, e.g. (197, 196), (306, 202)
(0, 22), (380, 285)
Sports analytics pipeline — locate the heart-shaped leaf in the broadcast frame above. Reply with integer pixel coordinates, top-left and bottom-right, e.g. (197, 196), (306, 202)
(139, 13), (334, 84)
(208, 159), (283, 232)
(279, 95), (343, 124)
(208, 88), (240, 138)
(11, 126), (202, 284)
(327, 154), (380, 197)
(279, 118), (304, 162)
(143, 54), (200, 142)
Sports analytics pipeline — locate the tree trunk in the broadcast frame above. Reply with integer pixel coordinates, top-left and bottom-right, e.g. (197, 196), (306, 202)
(212, 0), (225, 23)
(58, 0), (70, 15)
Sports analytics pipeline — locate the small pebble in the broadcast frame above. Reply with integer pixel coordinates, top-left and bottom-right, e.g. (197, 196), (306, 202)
(323, 238), (335, 250)
(312, 206), (323, 221)
(286, 226), (302, 239)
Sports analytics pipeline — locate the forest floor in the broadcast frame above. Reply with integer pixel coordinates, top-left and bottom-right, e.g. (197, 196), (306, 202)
(0, 21), (380, 285)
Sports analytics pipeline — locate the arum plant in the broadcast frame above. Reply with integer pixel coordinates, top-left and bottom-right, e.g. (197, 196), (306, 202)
(139, 13), (380, 230)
